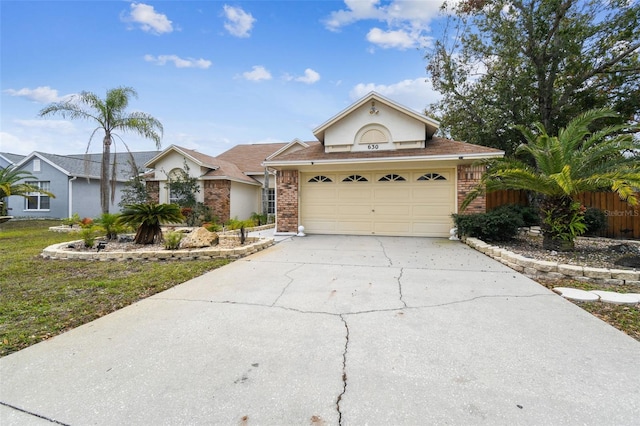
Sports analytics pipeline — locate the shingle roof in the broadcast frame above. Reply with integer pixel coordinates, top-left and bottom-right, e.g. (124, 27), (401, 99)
(166, 146), (267, 184)
(0, 152), (26, 165)
(31, 151), (159, 180)
(265, 138), (504, 164)
(217, 143), (288, 174)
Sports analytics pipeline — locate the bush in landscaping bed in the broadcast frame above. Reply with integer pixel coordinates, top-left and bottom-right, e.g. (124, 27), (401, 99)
(453, 208), (524, 242)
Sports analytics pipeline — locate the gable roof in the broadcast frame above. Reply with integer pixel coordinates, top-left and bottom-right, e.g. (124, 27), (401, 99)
(146, 145), (271, 185)
(313, 91), (440, 143)
(217, 142), (288, 174)
(14, 151), (158, 180)
(264, 137), (504, 166)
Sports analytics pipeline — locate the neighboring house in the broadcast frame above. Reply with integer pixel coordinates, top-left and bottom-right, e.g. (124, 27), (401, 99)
(264, 92), (504, 237)
(2, 151), (159, 219)
(144, 143), (287, 222)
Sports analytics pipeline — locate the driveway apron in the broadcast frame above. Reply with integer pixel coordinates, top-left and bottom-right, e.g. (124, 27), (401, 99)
(1, 235), (639, 425)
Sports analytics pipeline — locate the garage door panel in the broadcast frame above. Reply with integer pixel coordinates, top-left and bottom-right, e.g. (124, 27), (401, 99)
(337, 205), (372, 216)
(300, 169), (455, 237)
(337, 221), (373, 233)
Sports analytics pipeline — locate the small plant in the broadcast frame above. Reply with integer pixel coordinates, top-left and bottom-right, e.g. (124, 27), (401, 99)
(542, 201), (587, 249)
(250, 212), (268, 226)
(117, 203), (184, 245)
(78, 226), (99, 248)
(164, 231), (183, 250)
(205, 222), (222, 232)
(80, 217), (94, 227)
(61, 213), (81, 228)
(96, 213), (123, 240)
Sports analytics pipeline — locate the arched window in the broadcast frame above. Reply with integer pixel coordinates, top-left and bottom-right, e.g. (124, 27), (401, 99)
(378, 174), (406, 182)
(342, 175), (368, 182)
(417, 173), (447, 181)
(308, 175), (333, 183)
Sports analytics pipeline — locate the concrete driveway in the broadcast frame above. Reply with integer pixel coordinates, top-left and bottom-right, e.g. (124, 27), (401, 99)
(1, 235), (639, 425)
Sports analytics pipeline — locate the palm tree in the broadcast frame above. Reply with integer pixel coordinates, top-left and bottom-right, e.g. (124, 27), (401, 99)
(39, 86), (163, 214)
(0, 166), (55, 215)
(117, 203), (183, 245)
(463, 108), (640, 250)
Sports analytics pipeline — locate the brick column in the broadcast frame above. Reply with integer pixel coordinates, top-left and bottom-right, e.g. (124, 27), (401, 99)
(203, 180), (231, 223)
(457, 165), (486, 213)
(146, 181), (160, 204)
(276, 170), (299, 232)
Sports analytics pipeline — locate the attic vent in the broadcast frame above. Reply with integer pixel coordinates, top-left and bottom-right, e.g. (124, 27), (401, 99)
(360, 129), (388, 145)
(417, 173), (447, 181)
(379, 174), (406, 182)
(308, 175), (333, 183)
(342, 175), (368, 182)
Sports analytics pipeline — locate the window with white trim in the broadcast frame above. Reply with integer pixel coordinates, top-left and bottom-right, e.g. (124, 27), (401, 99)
(25, 181), (51, 210)
(267, 188), (275, 214)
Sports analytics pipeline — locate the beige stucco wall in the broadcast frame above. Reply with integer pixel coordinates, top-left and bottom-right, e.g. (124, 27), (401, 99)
(150, 154), (204, 204)
(230, 181), (261, 220)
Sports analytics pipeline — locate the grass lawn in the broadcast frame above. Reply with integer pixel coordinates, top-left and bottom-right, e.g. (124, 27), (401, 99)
(0, 220), (229, 357)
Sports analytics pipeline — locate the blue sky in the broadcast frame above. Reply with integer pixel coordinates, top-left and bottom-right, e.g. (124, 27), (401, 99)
(1, 0), (449, 157)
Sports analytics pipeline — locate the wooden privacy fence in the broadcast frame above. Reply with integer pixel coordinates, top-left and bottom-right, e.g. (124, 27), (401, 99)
(486, 190), (640, 239)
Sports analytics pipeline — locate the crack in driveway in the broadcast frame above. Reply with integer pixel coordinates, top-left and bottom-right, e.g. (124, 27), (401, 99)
(335, 315), (349, 425)
(271, 263), (304, 307)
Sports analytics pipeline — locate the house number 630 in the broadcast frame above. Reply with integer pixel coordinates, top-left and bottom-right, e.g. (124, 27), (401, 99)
(367, 144), (379, 150)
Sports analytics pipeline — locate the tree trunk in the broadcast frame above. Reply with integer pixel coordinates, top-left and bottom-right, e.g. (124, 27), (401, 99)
(134, 224), (162, 245)
(101, 134), (111, 214)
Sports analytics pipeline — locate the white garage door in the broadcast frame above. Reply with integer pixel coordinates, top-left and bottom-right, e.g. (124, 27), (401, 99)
(300, 169), (455, 237)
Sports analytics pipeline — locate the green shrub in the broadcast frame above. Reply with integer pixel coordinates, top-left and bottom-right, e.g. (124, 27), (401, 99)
(583, 207), (607, 236)
(164, 231), (183, 250)
(491, 204), (539, 227)
(61, 213), (81, 228)
(78, 226), (99, 248)
(96, 213), (124, 240)
(453, 208), (524, 242)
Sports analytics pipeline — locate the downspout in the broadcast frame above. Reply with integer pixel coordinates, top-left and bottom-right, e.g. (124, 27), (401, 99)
(68, 176), (77, 218)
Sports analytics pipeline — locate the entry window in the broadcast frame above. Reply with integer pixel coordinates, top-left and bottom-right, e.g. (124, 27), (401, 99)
(417, 173), (447, 181)
(25, 181), (51, 210)
(342, 175), (368, 182)
(267, 188), (275, 214)
(378, 174), (406, 182)
(308, 175), (333, 183)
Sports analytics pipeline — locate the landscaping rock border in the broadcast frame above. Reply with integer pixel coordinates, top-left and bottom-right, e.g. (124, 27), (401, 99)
(464, 237), (640, 286)
(41, 235), (274, 261)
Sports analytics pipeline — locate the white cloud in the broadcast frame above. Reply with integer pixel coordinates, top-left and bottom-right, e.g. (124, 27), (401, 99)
(124, 3), (173, 35)
(366, 28), (415, 50)
(144, 54), (212, 69)
(223, 5), (256, 38)
(14, 119), (76, 132)
(284, 68), (321, 84)
(350, 77), (442, 113)
(3, 86), (68, 103)
(324, 0), (444, 50)
(241, 66), (272, 81)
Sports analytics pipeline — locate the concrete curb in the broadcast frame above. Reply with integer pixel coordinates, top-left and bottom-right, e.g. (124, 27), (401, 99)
(464, 237), (640, 286)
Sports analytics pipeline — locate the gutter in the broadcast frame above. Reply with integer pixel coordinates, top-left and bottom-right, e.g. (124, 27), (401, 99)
(263, 152), (504, 167)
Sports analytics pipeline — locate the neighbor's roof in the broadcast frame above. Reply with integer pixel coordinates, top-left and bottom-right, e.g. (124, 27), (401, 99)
(0, 152), (26, 165)
(15, 151), (159, 180)
(216, 143), (288, 174)
(264, 138), (504, 166)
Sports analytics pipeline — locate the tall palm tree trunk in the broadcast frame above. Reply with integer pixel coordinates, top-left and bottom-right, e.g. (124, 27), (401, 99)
(101, 134), (111, 214)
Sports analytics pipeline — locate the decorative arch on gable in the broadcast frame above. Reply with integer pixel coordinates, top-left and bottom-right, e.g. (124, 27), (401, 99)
(354, 124), (392, 147)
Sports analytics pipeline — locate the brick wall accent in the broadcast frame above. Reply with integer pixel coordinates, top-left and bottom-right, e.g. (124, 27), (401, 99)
(203, 180), (231, 223)
(457, 165), (486, 213)
(146, 181), (160, 203)
(276, 170), (299, 232)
